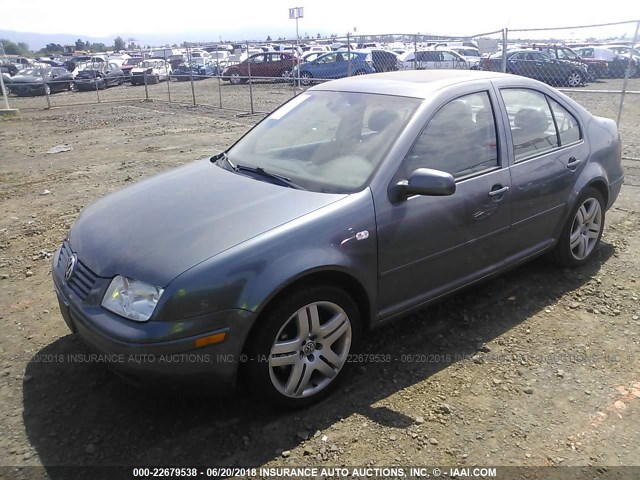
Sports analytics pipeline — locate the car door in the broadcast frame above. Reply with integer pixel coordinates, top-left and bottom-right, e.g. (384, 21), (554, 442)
(496, 86), (586, 257)
(376, 88), (512, 319)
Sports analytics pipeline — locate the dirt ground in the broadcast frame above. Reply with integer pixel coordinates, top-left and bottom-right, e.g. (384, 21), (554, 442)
(1, 79), (639, 480)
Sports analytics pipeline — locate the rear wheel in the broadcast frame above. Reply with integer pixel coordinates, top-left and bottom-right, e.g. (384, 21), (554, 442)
(566, 70), (584, 87)
(43, 84), (51, 95)
(279, 68), (292, 82)
(68, 82), (77, 92)
(553, 187), (605, 267)
(245, 285), (360, 407)
(229, 72), (243, 85)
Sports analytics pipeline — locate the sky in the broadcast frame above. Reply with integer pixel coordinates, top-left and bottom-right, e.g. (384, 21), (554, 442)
(2, 0), (639, 47)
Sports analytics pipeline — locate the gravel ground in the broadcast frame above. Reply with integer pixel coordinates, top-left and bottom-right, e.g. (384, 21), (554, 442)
(0, 78), (639, 480)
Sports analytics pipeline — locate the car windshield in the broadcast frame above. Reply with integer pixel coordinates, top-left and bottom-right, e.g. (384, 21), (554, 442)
(140, 61), (157, 68)
(226, 91), (421, 193)
(123, 58), (141, 66)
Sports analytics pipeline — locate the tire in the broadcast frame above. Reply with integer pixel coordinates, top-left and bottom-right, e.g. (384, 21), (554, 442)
(279, 68), (292, 82)
(300, 72), (313, 86)
(244, 285), (360, 407)
(68, 82), (77, 92)
(229, 73), (243, 85)
(566, 70), (584, 87)
(628, 63), (638, 78)
(43, 84), (51, 95)
(354, 70), (367, 76)
(553, 187), (605, 268)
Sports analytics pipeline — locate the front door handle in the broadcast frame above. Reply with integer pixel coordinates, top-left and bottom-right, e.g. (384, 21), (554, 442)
(488, 185), (510, 197)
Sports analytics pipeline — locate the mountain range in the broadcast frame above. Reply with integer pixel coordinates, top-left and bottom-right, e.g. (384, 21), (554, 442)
(0, 28), (295, 50)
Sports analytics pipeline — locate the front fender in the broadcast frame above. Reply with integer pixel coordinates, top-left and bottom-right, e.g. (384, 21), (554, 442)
(155, 189), (378, 324)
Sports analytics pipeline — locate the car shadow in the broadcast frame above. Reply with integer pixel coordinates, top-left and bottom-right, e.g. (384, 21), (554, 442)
(22, 244), (614, 479)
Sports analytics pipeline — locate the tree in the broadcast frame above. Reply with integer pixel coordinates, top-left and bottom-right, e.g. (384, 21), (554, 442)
(266, 35), (272, 42)
(75, 38), (86, 51)
(114, 36), (125, 51)
(41, 43), (64, 55)
(317, 33), (321, 39)
(1, 39), (30, 55)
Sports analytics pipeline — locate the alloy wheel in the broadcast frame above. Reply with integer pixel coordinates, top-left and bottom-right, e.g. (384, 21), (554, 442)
(569, 197), (602, 261)
(268, 301), (352, 399)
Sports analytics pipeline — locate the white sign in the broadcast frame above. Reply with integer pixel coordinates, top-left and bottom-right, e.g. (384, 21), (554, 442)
(288, 7), (303, 19)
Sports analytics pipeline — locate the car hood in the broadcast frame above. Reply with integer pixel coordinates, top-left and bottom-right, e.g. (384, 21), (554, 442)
(68, 159), (346, 286)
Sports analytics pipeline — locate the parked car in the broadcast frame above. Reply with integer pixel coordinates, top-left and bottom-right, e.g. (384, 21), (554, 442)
(0, 58), (18, 76)
(397, 49), (469, 70)
(74, 63), (125, 90)
(221, 52), (298, 84)
(441, 46), (482, 69)
(130, 59), (172, 85)
(573, 46), (633, 79)
(480, 49), (588, 87)
(291, 50), (375, 85)
(8, 67), (75, 95)
(52, 70), (623, 406)
(172, 61), (219, 81)
(120, 57), (143, 80)
(526, 44), (607, 80)
(604, 45), (640, 77)
(369, 49), (399, 72)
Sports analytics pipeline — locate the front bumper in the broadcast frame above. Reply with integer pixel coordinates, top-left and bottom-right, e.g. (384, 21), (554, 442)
(52, 244), (255, 393)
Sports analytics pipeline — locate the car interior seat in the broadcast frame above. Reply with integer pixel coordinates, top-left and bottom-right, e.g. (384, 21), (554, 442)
(512, 107), (554, 157)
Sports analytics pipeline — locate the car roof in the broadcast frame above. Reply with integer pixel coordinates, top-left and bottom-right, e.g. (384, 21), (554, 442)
(310, 70), (511, 98)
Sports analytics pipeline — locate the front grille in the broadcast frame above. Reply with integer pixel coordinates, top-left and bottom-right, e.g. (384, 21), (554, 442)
(57, 241), (98, 301)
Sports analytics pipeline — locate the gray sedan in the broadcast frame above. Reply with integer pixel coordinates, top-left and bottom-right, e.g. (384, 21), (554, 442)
(52, 70), (623, 407)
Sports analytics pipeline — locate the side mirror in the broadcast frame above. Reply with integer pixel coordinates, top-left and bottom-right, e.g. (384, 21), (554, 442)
(391, 168), (456, 202)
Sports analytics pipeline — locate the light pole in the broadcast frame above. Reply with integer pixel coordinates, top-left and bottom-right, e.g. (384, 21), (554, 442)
(289, 6), (303, 88)
(0, 42), (19, 118)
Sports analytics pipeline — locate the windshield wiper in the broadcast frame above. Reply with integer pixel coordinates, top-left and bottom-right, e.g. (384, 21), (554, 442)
(211, 152), (305, 190)
(235, 164), (306, 190)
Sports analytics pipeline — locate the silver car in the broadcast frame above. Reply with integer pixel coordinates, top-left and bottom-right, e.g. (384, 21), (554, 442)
(52, 70), (623, 407)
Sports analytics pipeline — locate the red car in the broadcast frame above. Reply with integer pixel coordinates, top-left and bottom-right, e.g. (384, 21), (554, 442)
(222, 52), (297, 84)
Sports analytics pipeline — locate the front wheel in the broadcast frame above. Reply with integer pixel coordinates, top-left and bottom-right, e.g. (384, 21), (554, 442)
(245, 285), (360, 407)
(553, 187), (605, 267)
(299, 72), (313, 86)
(68, 82), (77, 92)
(43, 84), (51, 95)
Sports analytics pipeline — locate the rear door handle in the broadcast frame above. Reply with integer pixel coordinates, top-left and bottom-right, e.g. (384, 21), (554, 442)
(488, 185), (510, 197)
(566, 156), (581, 170)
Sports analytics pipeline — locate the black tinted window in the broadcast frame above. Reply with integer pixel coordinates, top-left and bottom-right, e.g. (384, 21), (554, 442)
(404, 91), (499, 178)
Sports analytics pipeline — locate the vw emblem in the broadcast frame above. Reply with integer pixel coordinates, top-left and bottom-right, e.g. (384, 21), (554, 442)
(64, 254), (77, 282)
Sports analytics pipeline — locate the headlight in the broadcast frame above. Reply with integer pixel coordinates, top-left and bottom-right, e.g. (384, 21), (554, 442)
(101, 275), (164, 322)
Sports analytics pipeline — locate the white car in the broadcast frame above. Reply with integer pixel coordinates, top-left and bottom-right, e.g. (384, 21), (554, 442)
(130, 59), (172, 85)
(443, 46), (482, 69)
(397, 49), (469, 70)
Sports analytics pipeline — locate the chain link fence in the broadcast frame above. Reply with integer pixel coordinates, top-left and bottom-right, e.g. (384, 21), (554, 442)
(2, 21), (639, 125)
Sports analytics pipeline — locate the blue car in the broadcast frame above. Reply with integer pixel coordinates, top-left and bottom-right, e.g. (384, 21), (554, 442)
(172, 62), (219, 81)
(292, 50), (375, 85)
